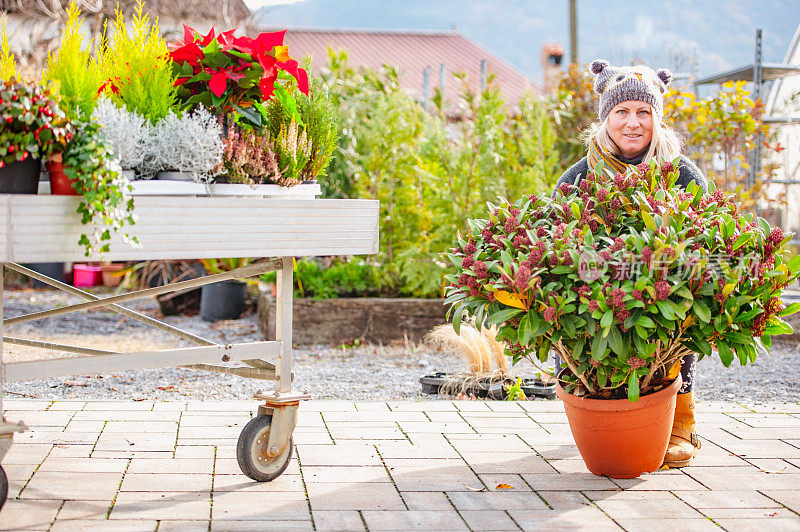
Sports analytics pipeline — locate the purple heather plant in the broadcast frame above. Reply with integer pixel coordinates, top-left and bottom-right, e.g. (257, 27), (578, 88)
(444, 158), (800, 401)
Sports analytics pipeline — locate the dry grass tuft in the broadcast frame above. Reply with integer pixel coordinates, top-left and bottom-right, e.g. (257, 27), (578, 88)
(425, 322), (516, 398)
(425, 322), (508, 373)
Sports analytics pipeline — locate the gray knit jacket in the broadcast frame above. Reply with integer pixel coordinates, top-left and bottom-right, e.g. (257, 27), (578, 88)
(552, 154), (708, 197)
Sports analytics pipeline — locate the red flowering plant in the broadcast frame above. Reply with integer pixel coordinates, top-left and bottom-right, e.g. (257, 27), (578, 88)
(168, 25), (309, 128)
(443, 159), (800, 401)
(0, 79), (72, 167)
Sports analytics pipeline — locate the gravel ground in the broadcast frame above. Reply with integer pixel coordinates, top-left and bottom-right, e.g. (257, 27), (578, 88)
(2, 288), (799, 403)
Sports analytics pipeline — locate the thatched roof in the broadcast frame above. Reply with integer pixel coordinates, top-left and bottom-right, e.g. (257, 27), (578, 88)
(1, 0), (250, 25)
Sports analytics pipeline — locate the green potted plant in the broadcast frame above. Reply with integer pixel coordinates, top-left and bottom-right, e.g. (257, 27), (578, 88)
(0, 79), (71, 193)
(59, 118), (139, 256)
(98, 1), (177, 125)
(41, 1), (103, 122)
(1, 13), (17, 81)
(258, 78), (340, 186)
(443, 159), (800, 478)
(213, 78), (339, 195)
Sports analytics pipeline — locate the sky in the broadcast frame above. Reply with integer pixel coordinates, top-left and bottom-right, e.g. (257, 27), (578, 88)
(246, 0), (302, 7)
(243, 0), (800, 87)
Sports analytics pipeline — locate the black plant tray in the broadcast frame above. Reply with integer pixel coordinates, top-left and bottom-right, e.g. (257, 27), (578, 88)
(419, 372), (490, 397)
(420, 373), (556, 400)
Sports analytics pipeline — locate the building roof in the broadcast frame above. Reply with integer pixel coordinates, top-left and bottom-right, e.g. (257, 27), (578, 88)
(271, 27), (539, 110)
(767, 22), (800, 114)
(0, 0), (251, 26)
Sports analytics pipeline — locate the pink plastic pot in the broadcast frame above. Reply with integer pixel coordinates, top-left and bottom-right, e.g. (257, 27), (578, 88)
(73, 264), (103, 287)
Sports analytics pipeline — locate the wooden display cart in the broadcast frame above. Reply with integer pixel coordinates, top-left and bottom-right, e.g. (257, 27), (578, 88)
(0, 194), (379, 508)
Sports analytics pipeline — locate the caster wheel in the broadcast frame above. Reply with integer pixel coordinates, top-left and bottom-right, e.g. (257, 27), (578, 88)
(236, 415), (293, 482)
(0, 465), (8, 511)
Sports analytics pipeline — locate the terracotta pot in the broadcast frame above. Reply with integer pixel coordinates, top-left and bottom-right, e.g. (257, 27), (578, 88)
(557, 373), (682, 479)
(46, 160), (79, 195)
(101, 262), (126, 287)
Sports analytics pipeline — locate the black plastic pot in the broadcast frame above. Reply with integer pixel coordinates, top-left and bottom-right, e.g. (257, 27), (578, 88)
(521, 379), (557, 400)
(0, 158), (41, 194)
(419, 372), (490, 398)
(420, 373), (556, 400)
(24, 263), (65, 287)
(200, 280), (246, 322)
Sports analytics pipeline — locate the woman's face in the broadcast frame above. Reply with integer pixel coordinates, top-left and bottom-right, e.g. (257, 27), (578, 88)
(607, 101), (653, 158)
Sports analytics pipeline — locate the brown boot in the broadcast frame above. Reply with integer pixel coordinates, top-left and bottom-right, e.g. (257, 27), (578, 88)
(663, 391), (701, 468)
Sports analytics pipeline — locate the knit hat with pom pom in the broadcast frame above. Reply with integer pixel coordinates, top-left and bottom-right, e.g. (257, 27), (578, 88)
(590, 59), (672, 121)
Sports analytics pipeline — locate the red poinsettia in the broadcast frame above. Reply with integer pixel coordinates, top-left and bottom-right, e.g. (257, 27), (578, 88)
(169, 24), (308, 126)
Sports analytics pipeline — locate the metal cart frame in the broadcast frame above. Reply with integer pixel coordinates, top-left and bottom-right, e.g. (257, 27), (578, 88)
(0, 194), (379, 505)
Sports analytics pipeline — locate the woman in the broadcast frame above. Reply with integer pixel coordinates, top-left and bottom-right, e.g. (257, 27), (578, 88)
(553, 59), (708, 468)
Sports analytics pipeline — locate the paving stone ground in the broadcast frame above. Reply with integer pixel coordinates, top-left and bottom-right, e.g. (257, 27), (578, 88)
(1, 398), (800, 531)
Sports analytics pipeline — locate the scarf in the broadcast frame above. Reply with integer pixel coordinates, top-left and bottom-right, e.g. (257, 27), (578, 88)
(586, 138), (648, 176)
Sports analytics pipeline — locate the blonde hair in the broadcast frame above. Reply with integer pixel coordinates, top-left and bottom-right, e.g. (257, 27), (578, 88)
(582, 112), (683, 162)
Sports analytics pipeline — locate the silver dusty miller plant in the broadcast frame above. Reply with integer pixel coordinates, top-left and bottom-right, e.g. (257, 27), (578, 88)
(91, 97), (152, 176)
(147, 106), (224, 182)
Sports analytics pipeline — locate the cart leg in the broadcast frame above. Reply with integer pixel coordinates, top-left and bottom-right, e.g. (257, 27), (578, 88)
(1, 264), (5, 415)
(275, 257), (293, 395)
(237, 257), (302, 482)
(0, 266), (7, 511)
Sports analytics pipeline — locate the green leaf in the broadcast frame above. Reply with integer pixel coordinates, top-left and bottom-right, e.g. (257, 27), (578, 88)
(272, 83), (302, 124)
(788, 254), (800, 273)
(597, 367), (607, 388)
(452, 302), (465, 335)
(627, 372), (640, 402)
(590, 334), (608, 361)
(641, 210), (656, 231)
(475, 303), (487, 331)
(675, 286), (694, 300)
(485, 308), (524, 326)
(765, 320), (794, 336)
(570, 202), (581, 220)
(500, 250), (514, 268)
(538, 337), (552, 361)
(732, 233), (751, 250)
(561, 315), (576, 338)
(633, 331), (647, 354)
(573, 337), (585, 359)
(624, 308), (643, 329)
(518, 315), (532, 345)
(600, 310), (613, 329)
(636, 315), (656, 328)
(443, 291), (466, 306)
(694, 337), (712, 357)
(656, 300), (675, 320)
(608, 325), (625, 356)
(735, 308), (761, 323)
(716, 340), (733, 367)
(693, 300), (711, 323)
(231, 104), (262, 128)
(745, 343), (758, 363)
(778, 302), (800, 317)
(735, 344), (748, 365)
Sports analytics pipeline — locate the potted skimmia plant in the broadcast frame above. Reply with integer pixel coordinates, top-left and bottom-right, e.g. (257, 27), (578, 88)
(443, 159), (800, 478)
